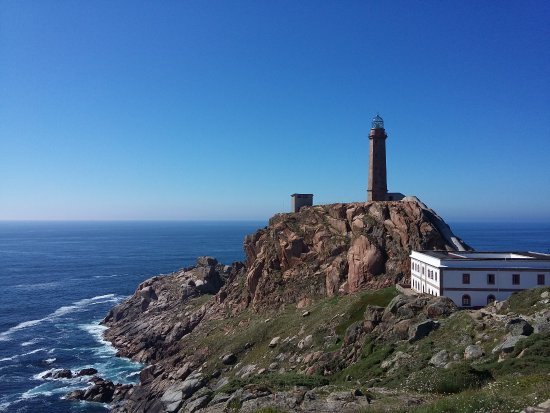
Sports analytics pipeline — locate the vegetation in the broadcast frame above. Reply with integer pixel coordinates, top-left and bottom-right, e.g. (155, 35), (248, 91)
(185, 287), (549, 412)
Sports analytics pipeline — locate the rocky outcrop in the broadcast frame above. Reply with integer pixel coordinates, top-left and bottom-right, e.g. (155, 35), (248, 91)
(102, 257), (245, 363)
(243, 199), (470, 308)
(66, 377), (133, 404)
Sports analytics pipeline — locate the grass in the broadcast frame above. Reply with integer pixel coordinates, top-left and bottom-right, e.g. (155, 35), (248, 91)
(404, 374), (550, 413)
(218, 372), (329, 394)
(332, 339), (394, 384)
(482, 332), (550, 377)
(335, 287), (398, 336)
(501, 286), (550, 315)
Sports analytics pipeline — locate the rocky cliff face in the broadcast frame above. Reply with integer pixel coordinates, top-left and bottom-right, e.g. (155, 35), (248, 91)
(243, 198), (470, 309)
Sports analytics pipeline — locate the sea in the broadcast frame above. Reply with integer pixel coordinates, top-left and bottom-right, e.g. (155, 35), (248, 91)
(0, 221), (549, 412)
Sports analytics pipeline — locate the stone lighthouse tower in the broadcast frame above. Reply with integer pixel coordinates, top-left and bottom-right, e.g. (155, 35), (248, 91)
(367, 114), (388, 201)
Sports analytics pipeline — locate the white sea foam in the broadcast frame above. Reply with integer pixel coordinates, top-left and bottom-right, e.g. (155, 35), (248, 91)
(79, 323), (116, 356)
(0, 348), (46, 363)
(12, 281), (60, 291)
(33, 368), (56, 380)
(21, 337), (44, 347)
(0, 402), (12, 412)
(93, 274), (123, 279)
(0, 294), (122, 341)
(45, 358), (56, 364)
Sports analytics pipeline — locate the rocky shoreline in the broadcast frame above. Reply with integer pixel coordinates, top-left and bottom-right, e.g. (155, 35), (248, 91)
(60, 200), (550, 412)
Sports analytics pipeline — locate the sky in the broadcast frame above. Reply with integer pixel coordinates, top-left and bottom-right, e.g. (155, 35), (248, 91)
(1, 1), (549, 222)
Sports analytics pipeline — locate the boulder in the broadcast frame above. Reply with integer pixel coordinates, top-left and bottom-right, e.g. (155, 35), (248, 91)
(77, 368), (98, 377)
(344, 322), (363, 345)
(506, 318), (534, 336)
(197, 256), (218, 267)
(161, 383), (186, 412)
(82, 380), (115, 403)
(534, 312), (550, 334)
(269, 337), (281, 347)
(47, 369), (73, 379)
(222, 353), (237, 365)
(65, 390), (85, 400)
(139, 286), (157, 301)
(181, 374), (205, 398)
(492, 335), (526, 354)
(298, 335), (313, 350)
(426, 297), (457, 318)
(408, 320), (439, 343)
(429, 350), (449, 368)
(464, 345), (484, 360)
(184, 394), (212, 412)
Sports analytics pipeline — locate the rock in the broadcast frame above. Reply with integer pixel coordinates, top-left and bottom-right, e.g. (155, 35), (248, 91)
(426, 297), (457, 318)
(77, 368), (98, 377)
(184, 394), (212, 413)
(65, 390), (85, 400)
(534, 314), (550, 334)
(238, 364), (257, 379)
(269, 336), (281, 347)
(269, 362), (278, 370)
(302, 311), (310, 317)
(82, 380), (116, 403)
(181, 374), (205, 398)
(222, 353), (237, 365)
(243, 199), (469, 308)
(492, 335), (526, 354)
(139, 286), (157, 301)
(381, 351), (412, 372)
(464, 345), (484, 360)
(541, 291), (549, 299)
(47, 369), (72, 379)
(429, 350), (449, 367)
(161, 383), (186, 412)
(197, 256), (218, 267)
(408, 319), (439, 343)
(344, 321), (363, 345)
(209, 392), (231, 406)
(213, 377), (229, 391)
(323, 335), (340, 348)
(506, 318), (534, 336)
(298, 335), (313, 350)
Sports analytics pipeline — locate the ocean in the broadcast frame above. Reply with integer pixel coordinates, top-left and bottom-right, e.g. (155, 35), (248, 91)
(0, 221), (549, 412)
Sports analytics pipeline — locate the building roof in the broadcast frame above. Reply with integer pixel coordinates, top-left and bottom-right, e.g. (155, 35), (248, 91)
(290, 193), (313, 197)
(414, 250), (550, 261)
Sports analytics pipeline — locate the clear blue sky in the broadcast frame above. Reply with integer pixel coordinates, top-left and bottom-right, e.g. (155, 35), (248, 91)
(1, 1), (549, 221)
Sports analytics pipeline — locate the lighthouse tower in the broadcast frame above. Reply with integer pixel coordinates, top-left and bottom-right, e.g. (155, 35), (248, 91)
(367, 114), (388, 201)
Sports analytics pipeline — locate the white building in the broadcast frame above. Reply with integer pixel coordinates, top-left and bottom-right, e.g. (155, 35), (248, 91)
(410, 250), (550, 307)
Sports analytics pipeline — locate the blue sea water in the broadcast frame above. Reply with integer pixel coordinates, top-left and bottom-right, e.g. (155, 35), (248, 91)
(0, 220), (548, 412)
(0, 221), (263, 413)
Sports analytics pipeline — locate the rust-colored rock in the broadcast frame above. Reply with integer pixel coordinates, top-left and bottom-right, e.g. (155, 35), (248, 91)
(242, 198), (470, 308)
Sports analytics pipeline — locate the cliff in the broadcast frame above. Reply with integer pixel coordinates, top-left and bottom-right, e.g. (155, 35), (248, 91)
(242, 198), (470, 308)
(64, 200), (550, 413)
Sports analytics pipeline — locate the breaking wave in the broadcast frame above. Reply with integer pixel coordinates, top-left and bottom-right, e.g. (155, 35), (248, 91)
(0, 294), (122, 342)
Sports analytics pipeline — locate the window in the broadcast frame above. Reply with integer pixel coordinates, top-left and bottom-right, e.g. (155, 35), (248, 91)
(462, 273), (470, 284)
(487, 295), (496, 305)
(435, 272), (437, 282)
(487, 274), (495, 285)
(462, 294), (471, 306)
(512, 274), (520, 285)
(538, 274), (545, 285)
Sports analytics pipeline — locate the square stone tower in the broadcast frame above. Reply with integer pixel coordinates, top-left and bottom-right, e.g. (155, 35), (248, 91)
(291, 194), (313, 213)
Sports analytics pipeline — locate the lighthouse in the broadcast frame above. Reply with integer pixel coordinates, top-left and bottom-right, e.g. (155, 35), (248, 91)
(367, 114), (388, 201)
